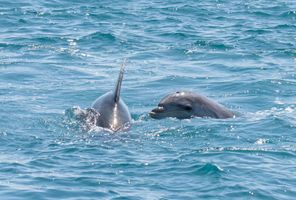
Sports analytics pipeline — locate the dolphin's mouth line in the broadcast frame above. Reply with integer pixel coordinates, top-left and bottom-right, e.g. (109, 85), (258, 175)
(149, 107), (186, 119)
(149, 106), (165, 116)
(149, 111), (156, 115)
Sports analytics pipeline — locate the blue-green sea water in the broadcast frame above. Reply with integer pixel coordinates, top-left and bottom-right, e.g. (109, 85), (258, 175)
(1, 0), (296, 199)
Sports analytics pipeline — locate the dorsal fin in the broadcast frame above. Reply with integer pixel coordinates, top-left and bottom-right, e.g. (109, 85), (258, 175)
(113, 60), (127, 103)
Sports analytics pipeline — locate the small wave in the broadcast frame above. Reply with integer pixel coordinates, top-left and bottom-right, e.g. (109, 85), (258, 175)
(244, 29), (270, 34)
(33, 36), (65, 44)
(88, 13), (114, 20)
(191, 147), (296, 157)
(196, 163), (224, 175)
(159, 32), (190, 39)
(255, 138), (268, 145)
(251, 106), (296, 121)
(273, 24), (296, 29)
(0, 42), (25, 50)
(81, 32), (117, 42)
(131, 113), (150, 124)
(186, 40), (233, 53)
(280, 10), (296, 18)
(250, 11), (272, 17)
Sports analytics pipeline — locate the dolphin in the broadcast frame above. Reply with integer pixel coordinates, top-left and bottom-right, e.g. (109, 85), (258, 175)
(90, 63), (131, 131)
(149, 91), (234, 119)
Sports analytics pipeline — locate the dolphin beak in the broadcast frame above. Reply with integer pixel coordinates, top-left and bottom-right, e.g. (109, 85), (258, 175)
(149, 106), (165, 118)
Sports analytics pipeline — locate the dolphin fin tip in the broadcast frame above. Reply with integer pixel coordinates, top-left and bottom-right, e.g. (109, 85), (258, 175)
(114, 59), (127, 102)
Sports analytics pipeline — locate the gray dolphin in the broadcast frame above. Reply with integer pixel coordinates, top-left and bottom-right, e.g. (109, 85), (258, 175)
(90, 63), (131, 131)
(150, 91), (234, 119)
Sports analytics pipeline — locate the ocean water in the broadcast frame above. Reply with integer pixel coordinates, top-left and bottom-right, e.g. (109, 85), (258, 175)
(1, 0), (296, 199)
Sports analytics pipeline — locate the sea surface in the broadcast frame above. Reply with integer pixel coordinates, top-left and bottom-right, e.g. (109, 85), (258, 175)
(1, 0), (296, 199)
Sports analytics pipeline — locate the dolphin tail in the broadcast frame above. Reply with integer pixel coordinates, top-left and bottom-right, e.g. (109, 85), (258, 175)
(113, 59), (127, 103)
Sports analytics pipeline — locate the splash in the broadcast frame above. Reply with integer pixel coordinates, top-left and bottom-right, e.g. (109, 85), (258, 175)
(64, 106), (102, 132)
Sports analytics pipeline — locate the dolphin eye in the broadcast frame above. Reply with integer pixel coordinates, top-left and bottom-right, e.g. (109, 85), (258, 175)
(158, 103), (164, 107)
(179, 104), (192, 111)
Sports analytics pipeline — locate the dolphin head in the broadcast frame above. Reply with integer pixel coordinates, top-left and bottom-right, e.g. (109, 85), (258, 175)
(149, 91), (194, 119)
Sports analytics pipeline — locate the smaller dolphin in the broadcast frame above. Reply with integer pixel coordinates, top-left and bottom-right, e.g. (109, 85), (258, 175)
(150, 91), (234, 119)
(91, 62), (131, 131)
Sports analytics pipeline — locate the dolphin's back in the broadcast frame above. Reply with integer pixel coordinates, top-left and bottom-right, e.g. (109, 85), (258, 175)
(92, 92), (131, 131)
(192, 93), (234, 119)
(91, 62), (131, 131)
